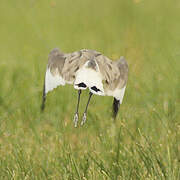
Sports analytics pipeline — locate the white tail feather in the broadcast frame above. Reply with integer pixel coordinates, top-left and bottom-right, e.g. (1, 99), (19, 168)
(74, 67), (104, 95)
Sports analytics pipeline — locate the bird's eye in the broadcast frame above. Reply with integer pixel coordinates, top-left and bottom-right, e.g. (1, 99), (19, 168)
(91, 86), (101, 92)
(76, 82), (87, 88)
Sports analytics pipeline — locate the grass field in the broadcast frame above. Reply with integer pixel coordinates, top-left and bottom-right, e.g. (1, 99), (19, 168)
(0, 0), (180, 179)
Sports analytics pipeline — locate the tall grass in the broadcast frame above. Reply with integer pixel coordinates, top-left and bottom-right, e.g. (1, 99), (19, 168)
(0, 0), (179, 179)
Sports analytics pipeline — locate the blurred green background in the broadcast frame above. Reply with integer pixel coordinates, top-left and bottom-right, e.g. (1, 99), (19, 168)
(0, 0), (179, 179)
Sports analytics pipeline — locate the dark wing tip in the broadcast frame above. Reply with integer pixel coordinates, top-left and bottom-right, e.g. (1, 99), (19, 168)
(41, 100), (45, 112)
(112, 98), (120, 119)
(41, 82), (46, 112)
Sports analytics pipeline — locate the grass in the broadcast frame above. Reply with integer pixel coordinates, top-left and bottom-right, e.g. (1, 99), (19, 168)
(0, 0), (180, 179)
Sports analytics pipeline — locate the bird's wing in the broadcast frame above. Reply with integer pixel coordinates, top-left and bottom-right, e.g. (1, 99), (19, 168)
(95, 54), (119, 89)
(42, 48), (87, 110)
(115, 56), (129, 89)
(61, 50), (86, 83)
(112, 57), (128, 118)
(96, 55), (128, 101)
(109, 56), (128, 103)
(96, 55), (128, 118)
(43, 48), (67, 95)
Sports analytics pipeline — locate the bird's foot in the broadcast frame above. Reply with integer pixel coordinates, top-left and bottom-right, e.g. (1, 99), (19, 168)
(73, 113), (79, 127)
(81, 113), (87, 126)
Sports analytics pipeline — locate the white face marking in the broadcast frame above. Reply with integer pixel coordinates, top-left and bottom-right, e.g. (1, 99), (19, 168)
(106, 86), (126, 104)
(45, 68), (65, 94)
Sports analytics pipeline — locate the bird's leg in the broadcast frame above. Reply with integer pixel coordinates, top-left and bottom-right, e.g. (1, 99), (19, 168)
(81, 92), (93, 126)
(73, 90), (81, 127)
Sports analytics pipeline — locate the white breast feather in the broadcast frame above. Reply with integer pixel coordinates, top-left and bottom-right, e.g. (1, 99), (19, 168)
(45, 68), (65, 94)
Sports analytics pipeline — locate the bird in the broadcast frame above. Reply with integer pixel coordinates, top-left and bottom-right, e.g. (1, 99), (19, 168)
(41, 48), (128, 127)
